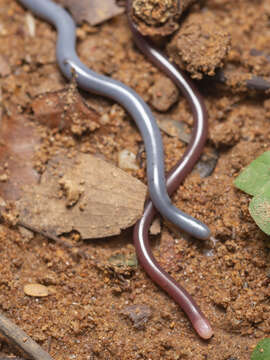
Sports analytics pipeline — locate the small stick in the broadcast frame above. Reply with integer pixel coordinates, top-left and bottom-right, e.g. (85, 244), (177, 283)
(0, 312), (54, 360)
(18, 221), (88, 259)
(0, 357), (25, 360)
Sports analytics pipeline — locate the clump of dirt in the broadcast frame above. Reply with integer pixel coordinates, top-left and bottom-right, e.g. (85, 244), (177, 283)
(167, 12), (231, 79)
(132, 0), (198, 36)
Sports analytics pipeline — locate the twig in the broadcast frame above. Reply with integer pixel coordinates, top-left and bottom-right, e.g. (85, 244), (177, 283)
(0, 357), (25, 360)
(18, 221), (88, 259)
(0, 313), (54, 360)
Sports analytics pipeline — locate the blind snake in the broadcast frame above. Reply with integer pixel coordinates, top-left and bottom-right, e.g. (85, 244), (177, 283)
(127, 0), (213, 339)
(17, 0), (210, 241)
(17, 0), (213, 339)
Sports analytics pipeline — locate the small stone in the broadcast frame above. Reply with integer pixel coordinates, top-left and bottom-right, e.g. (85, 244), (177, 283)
(100, 113), (110, 125)
(25, 12), (36, 37)
(156, 115), (191, 143)
(150, 76), (179, 112)
(23, 283), (49, 297)
(0, 174), (8, 182)
(150, 218), (161, 235)
(193, 148), (219, 178)
(0, 196), (6, 208)
(118, 150), (139, 170)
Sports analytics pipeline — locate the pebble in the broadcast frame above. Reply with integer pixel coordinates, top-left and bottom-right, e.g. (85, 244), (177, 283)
(118, 149), (139, 170)
(23, 283), (49, 297)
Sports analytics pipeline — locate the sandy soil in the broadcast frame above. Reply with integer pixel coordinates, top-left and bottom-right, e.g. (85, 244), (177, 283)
(0, 0), (270, 359)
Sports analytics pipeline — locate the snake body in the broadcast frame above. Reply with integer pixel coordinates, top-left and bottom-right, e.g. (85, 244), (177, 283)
(17, 0), (210, 240)
(127, 1), (213, 339)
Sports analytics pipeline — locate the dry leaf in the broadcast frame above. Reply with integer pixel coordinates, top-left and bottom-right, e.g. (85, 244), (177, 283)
(0, 115), (40, 201)
(56, 0), (124, 26)
(32, 86), (100, 133)
(16, 152), (147, 239)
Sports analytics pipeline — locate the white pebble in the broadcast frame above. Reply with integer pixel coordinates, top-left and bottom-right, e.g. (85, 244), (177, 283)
(25, 12), (36, 37)
(118, 150), (139, 170)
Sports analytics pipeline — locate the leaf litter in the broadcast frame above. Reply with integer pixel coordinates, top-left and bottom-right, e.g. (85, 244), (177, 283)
(55, 0), (124, 26)
(16, 152), (147, 239)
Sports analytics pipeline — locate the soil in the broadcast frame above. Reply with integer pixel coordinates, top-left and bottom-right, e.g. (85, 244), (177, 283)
(0, 0), (270, 359)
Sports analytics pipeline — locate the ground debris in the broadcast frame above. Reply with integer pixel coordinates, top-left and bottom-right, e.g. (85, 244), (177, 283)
(149, 76), (179, 112)
(55, 0), (124, 26)
(120, 304), (152, 329)
(23, 283), (49, 297)
(118, 149), (139, 170)
(31, 85), (100, 134)
(16, 152), (147, 239)
(96, 250), (138, 293)
(132, 0), (197, 37)
(0, 199), (19, 227)
(150, 217), (161, 235)
(193, 147), (219, 178)
(156, 114), (191, 143)
(108, 252), (138, 268)
(0, 115), (40, 201)
(167, 12), (231, 79)
(133, 0), (178, 27)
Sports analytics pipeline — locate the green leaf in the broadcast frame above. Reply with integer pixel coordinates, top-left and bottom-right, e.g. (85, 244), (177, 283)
(251, 338), (270, 360)
(249, 181), (270, 235)
(234, 151), (270, 196)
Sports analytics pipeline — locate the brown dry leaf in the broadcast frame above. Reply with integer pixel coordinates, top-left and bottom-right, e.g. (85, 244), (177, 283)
(56, 0), (124, 26)
(32, 85), (100, 134)
(16, 152), (147, 239)
(0, 115), (40, 201)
